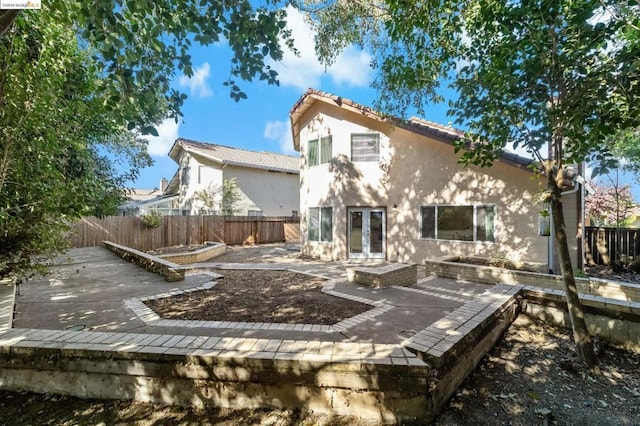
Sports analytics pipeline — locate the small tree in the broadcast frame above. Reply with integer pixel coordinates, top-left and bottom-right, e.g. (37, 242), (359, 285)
(586, 172), (638, 267)
(586, 182), (637, 228)
(193, 178), (242, 216)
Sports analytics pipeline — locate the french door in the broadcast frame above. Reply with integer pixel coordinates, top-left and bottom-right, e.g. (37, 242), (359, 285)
(348, 207), (386, 259)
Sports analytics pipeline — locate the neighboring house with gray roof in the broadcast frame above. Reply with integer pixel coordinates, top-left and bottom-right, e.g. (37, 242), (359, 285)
(117, 188), (163, 216)
(161, 139), (300, 216)
(290, 88), (583, 269)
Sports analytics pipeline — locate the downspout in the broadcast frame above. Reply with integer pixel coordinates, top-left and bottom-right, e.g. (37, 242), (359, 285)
(548, 166), (583, 274)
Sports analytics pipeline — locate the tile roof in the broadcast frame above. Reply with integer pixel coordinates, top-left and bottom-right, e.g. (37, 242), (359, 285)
(123, 189), (161, 201)
(168, 138), (299, 174)
(289, 88), (533, 169)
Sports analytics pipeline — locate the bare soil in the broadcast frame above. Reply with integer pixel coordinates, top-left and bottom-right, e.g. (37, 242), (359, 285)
(145, 269), (371, 324)
(433, 315), (640, 426)
(584, 264), (640, 285)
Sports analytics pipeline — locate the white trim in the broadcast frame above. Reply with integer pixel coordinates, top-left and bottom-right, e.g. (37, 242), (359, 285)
(419, 204), (496, 243)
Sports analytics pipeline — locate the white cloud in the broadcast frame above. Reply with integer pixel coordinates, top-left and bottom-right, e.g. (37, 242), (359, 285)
(329, 46), (372, 87)
(178, 62), (213, 98)
(269, 6), (372, 90)
(145, 118), (180, 156)
(264, 120), (296, 154)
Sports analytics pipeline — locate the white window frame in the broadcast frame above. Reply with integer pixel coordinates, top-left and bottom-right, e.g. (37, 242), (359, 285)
(350, 133), (380, 162)
(308, 206), (333, 242)
(307, 136), (332, 167)
(420, 204), (496, 242)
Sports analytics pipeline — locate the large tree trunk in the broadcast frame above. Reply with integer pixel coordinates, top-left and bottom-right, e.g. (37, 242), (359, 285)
(549, 179), (598, 368)
(0, 10), (19, 38)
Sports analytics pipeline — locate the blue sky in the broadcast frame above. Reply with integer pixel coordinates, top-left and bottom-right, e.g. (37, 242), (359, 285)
(135, 5), (640, 201)
(134, 6), (454, 191)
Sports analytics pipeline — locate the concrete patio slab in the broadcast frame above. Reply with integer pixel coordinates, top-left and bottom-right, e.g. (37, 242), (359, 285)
(11, 247), (494, 345)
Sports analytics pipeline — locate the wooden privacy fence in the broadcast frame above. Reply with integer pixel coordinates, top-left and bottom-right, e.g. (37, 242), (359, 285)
(69, 216), (300, 252)
(584, 226), (640, 265)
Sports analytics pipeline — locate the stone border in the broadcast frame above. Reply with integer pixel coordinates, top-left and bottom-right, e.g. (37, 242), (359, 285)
(155, 242), (226, 265)
(402, 283), (523, 420)
(103, 241), (185, 282)
(404, 284), (522, 366)
(0, 328), (428, 423)
(425, 256), (640, 302)
(522, 285), (640, 351)
(123, 269), (393, 334)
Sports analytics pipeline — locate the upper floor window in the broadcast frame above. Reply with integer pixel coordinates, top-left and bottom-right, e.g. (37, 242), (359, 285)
(308, 136), (332, 167)
(351, 133), (380, 162)
(198, 165), (205, 184)
(180, 166), (190, 186)
(420, 204), (495, 242)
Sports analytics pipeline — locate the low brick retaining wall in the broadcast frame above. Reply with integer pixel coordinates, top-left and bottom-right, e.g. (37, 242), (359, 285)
(103, 241), (185, 282)
(156, 242), (226, 265)
(347, 263), (417, 288)
(0, 329), (429, 423)
(405, 284), (522, 415)
(0, 284), (525, 424)
(425, 256), (640, 303)
(522, 286), (640, 351)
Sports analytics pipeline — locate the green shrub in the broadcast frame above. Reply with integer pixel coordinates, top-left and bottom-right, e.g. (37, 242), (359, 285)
(140, 211), (162, 228)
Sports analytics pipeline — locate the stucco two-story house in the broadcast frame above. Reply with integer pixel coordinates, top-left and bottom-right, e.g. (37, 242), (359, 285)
(162, 138), (300, 216)
(290, 89), (583, 268)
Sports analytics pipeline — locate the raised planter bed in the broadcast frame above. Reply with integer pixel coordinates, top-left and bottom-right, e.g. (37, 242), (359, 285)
(103, 241), (185, 282)
(425, 256), (640, 303)
(154, 242), (226, 265)
(347, 263), (417, 288)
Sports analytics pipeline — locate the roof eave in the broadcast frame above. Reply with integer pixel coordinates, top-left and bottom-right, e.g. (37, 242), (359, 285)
(289, 88), (533, 171)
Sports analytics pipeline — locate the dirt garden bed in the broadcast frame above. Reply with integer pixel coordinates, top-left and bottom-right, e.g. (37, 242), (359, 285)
(145, 269), (371, 324)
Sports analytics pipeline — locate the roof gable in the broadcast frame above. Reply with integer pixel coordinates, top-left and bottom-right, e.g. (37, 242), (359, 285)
(168, 138), (299, 174)
(289, 88), (532, 170)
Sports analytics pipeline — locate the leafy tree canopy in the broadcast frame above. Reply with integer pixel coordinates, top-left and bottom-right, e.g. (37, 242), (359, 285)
(1, 1), (295, 133)
(0, 12), (155, 280)
(610, 129), (640, 179)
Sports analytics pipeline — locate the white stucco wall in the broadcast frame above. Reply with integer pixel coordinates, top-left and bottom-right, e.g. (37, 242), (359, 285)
(223, 165), (300, 216)
(176, 153), (299, 216)
(298, 103), (558, 265)
(177, 154), (224, 214)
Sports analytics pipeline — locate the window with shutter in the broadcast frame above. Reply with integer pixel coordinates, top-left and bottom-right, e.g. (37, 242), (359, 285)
(351, 133), (380, 162)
